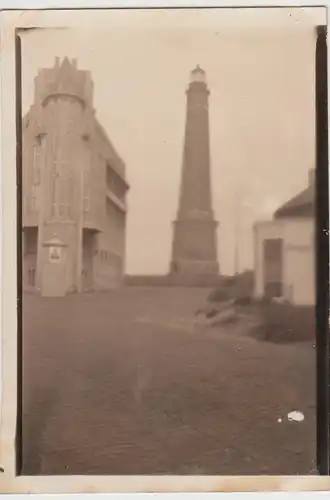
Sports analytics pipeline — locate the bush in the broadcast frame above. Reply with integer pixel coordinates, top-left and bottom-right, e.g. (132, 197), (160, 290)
(251, 303), (315, 344)
(207, 288), (230, 303)
(207, 271), (254, 304)
(234, 296), (253, 306)
(205, 308), (219, 318)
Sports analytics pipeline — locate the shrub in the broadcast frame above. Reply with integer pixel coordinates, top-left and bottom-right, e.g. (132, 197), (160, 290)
(251, 303), (315, 344)
(207, 271), (254, 304)
(234, 296), (253, 306)
(206, 308), (220, 318)
(207, 287), (230, 303)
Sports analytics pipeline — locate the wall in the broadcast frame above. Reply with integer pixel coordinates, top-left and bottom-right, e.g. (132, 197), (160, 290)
(286, 245), (315, 305)
(36, 96), (87, 294)
(93, 198), (126, 290)
(125, 274), (223, 288)
(89, 129), (128, 291)
(81, 108), (128, 292)
(22, 106), (41, 228)
(39, 222), (79, 294)
(254, 217), (315, 305)
(23, 97), (84, 295)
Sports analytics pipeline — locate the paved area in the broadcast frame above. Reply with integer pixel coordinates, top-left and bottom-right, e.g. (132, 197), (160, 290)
(22, 287), (316, 475)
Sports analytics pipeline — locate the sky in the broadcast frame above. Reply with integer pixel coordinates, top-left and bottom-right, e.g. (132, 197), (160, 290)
(20, 8), (325, 276)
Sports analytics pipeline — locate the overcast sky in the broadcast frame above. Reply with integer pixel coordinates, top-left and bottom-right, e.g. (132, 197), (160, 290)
(20, 8), (325, 275)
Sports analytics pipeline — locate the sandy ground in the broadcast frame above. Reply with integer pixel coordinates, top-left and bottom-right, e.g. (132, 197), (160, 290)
(22, 286), (316, 475)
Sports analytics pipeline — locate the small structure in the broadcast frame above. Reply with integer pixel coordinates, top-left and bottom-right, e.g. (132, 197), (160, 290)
(253, 170), (315, 306)
(41, 236), (68, 297)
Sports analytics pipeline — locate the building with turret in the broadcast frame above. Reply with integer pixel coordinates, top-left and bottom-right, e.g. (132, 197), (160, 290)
(22, 57), (129, 297)
(170, 65), (219, 284)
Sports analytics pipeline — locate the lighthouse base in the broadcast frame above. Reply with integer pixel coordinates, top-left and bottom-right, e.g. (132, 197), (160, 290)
(170, 259), (219, 275)
(169, 259), (220, 287)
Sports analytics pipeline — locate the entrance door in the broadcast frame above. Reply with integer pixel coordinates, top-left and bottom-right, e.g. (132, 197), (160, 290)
(263, 238), (283, 298)
(82, 230), (95, 291)
(23, 228), (38, 292)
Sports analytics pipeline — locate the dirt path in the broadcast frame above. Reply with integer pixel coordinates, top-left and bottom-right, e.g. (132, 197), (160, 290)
(22, 287), (316, 475)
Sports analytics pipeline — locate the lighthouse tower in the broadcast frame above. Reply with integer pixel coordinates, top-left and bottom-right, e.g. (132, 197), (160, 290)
(170, 65), (219, 280)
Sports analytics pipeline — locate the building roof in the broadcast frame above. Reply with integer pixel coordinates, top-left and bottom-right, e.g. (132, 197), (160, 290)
(273, 185), (314, 219)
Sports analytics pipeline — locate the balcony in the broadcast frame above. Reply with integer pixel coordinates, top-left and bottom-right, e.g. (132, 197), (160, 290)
(106, 189), (127, 214)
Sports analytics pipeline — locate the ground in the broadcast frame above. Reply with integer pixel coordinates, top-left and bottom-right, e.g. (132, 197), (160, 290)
(22, 286), (316, 475)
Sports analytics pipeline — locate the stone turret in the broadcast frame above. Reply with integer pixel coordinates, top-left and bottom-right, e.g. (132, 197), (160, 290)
(34, 57), (94, 108)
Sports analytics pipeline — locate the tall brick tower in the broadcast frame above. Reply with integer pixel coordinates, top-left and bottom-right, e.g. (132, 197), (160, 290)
(170, 65), (219, 279)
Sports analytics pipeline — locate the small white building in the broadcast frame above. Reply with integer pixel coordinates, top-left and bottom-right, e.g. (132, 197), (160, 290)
(253, 170), (315, 306)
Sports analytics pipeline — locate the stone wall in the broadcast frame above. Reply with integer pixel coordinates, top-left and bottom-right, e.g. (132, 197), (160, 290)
(125, 274), (223, 288)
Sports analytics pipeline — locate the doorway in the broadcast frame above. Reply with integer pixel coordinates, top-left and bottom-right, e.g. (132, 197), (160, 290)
(82, 229), (96, 291)
(23, 227), (38, 292)
(263, 238), (283, 298)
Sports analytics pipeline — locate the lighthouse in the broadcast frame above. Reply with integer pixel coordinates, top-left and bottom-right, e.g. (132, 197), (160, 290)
(170, 65), (219, 280)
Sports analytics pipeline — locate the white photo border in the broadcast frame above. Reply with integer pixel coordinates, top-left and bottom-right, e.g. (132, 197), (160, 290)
(0, 2), (329, 494)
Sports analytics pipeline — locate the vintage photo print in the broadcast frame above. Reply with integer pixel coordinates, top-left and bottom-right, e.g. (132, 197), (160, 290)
(0, 4), (329, 493)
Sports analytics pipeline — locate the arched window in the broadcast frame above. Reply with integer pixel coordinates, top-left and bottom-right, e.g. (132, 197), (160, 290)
(30, 134), (44, 211)
(83, 142), (91, 213)
(50, 101), (75, 220)
(51, 132), (74, 220)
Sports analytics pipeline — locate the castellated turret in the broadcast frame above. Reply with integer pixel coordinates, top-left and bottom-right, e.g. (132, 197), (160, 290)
(34, 57), (94, 108)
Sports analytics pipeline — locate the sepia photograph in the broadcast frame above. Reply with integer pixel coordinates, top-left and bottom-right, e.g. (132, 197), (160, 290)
(15, 6), (325, 479)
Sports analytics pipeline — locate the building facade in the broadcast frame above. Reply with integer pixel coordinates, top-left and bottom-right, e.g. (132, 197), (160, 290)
(170, 65), (219, 282)
(253, 170), (315, 306)
(22, 57), (129, 297)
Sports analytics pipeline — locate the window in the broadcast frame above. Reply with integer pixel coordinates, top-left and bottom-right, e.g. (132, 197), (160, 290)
(31, 185), (39, 211)
(51, 101), (74, 220)
(100, 250), (110, 264)
(28, 268), (36, 287)
(83, 147), (91, 213)
(25, 230), (37, 255)
(30, 135), (44, 211)
(32, 141), (41, 185)
(51, 133), (74, 220)
(106, 163), (126, 200)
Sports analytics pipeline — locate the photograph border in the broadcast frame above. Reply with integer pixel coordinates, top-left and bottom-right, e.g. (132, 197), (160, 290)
(0, 3), (329, 493)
